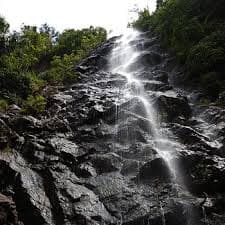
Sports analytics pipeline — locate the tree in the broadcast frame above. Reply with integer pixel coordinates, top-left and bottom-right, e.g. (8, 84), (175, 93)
(132, 9), (151, 31)
(39, 23), (59, 43)
(0, 18), (107, 110)
(0, 17), (9, 56)
(157, 0), (163, 9)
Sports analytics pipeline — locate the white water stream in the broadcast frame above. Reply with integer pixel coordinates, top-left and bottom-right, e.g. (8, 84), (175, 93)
(109, 29), (179, 180)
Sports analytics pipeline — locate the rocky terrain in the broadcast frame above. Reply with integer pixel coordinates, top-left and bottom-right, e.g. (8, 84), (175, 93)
(0, 31), (225, 225)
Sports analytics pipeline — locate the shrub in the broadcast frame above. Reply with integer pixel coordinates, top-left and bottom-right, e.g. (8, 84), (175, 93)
(187, 31), (225, 75)
(200, 72), (221, 99)
(45, 54), (80, 85)
(23, 95), (46, 115)
(0, 99), (8, 112)
(24, 72), (46, 93)
(133, 9), (152, 31)
(0, 70), (31, 99)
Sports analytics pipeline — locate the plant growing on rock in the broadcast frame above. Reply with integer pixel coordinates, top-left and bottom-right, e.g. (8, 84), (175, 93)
(0, 99), (8, 112)
(22, 95), (47, 115)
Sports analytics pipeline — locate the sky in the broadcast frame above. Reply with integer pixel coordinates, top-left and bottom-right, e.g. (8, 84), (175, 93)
(1, 0), (156, 33)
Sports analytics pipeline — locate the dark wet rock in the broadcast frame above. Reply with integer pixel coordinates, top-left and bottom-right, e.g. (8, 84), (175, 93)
(121, 98), (147, 118)
(138, 70), (169, 83)
(8, 104), (21, 114)
(42, 117), (71, 133)
(138, 158), (172, 182)
(189, 158), (225, 194)
(85, 105), (105, 124)
(76, 65), (93, 74)
(0, 193), (23, 225)
(129, 38), (158, 51)
(216, 145), (225, 158)
(143, 80), (172, 91)
(9, 116), (42, 134)
(0, 136), (8, 150)
(0, 153), (54, 225)
(129, 52), (162, 71)
(76, 163), (97, 178)
(76, 37), (116, 74)
(199, 106), (225, 124)
(121, 160), (140, 176)
(138, 52), (162, 66)
(114, 143), (157, 161)
(171, 151), (225, 195)
(0, 119), (23, 151)
(51, 92), (73, 106)
(171, 123), (212, 147)
(102, 98), (148, 125)
(49, 169), (115, 225)
(90, 153), (122, 174)
(20, 137), (46, 163)
(86, 173), (200, 225)
(0, 119), (12, 150)
(47, 135), (85, 160)
(117, 125), (147, 144)
(77, 54), (108, 73)
(125, 117), (150, 133)
(153, 71), (169, 83)
(154, 94), (191, 122)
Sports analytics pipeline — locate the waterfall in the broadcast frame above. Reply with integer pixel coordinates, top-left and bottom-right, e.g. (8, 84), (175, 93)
(108, 28), (178, 181)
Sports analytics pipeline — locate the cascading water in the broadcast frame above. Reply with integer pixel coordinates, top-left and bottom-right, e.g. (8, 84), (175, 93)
(109, 29), (178, 181)
(108, 28), (199, 225)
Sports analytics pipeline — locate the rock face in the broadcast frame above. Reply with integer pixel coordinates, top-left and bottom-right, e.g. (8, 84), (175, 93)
(0, 31), (225, 225)
(0, 194), (23, 225)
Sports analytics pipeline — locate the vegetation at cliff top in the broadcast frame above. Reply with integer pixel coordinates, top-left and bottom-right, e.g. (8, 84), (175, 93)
(133, 0), (225, 102)
(0, 17), (106, 114)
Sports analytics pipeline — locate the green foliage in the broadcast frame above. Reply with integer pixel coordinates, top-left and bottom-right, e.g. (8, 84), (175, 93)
(2, 25), (53, 72)
(0, 17), (9, 34)
(187, 31), (225, 75)
(156, 0), (163, 9)
(133, 0), (225, 100)
(0, 17), (107, 114)
(25, 72), (46, 93)
(44, 54), (80, 85)
(0, 70), (31, 99)
(133, 9), (151, 31)
(55, 27), (106, 56)
(0, 99), (8, 112)
(0, 17), (9, 56)
(23, 95), (47, 115)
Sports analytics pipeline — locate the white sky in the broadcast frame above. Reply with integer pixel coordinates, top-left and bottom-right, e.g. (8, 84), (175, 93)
(1, 0), (156, 33)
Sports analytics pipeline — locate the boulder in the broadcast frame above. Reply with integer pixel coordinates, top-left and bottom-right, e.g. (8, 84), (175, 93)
(77, 54), (108, 73)
(154, 95), (191, 122)
(91, 153), (122, 174)
(0, 193), (23, 225)
(138, 70), (169, 83)
(76, 163), (97, 178)
(8, 104), (21, 114)
(0, 119), (22, 151)
(128, 52), (162, 71)
(9, 116), (42, 134)
(143, 80), (172, 91)
(138, 158), (172, 182)
(48, 170), (115, 225)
